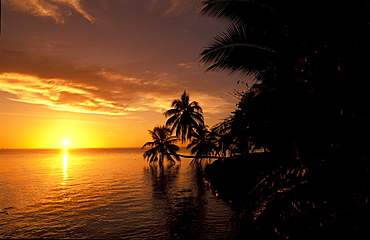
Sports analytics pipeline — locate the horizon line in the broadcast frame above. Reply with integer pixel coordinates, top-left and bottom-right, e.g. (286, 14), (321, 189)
(0, 147), (143, 150)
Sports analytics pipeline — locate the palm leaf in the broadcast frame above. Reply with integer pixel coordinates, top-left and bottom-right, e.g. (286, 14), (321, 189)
(200, 0), (277, 25)
(165, 114), (180, 127)
(201, 24), (277, 76)
(163, 108), (180, 118)
(142, 141), (155, 148)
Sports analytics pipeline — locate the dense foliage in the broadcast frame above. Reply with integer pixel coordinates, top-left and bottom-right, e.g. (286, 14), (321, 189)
(199, 0), (370, 239)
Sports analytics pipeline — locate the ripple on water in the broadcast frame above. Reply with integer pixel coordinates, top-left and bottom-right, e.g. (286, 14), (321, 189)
(0, 149), (238, 239)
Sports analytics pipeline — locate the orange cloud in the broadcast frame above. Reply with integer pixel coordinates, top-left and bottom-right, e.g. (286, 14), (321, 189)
(2, 0), (96, 23)
(0, 72), (126, 115)
(149, 0), (202, 16)
(0, 70), (232, 116)
(0, 49), (237, 117)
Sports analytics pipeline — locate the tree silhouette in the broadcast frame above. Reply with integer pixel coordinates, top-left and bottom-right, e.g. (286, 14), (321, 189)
(142, 126), (181, 166)
(200, 0), (370, 239)
(186, 125), (219, 164)
(144, 92), (227, 163)
(200, 0), (370, 156)
(164, 91), (204, 143)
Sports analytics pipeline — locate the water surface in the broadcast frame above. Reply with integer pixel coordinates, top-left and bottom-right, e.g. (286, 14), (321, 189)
(0, 148), (238, 239)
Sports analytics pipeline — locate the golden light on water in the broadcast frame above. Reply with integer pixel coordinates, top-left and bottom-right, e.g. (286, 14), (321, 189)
(62, 151), (69, 185)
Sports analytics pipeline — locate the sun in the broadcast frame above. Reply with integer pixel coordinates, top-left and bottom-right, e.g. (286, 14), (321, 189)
(62, 139), (70, 147)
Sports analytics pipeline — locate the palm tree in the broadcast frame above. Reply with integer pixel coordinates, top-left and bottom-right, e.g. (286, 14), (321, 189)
(186, 125), (219, 163)
(164, 91), (204, 143)
(142, 126), (181, 165)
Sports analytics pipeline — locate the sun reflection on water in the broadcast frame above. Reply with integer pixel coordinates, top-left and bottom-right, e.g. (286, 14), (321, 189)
(62, 150), (69, 185)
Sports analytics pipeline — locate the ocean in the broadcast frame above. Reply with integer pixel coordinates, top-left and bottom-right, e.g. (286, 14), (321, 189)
(0, 148), (239, 239)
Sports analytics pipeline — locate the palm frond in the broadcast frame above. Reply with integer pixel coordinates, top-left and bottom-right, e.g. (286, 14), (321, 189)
(200, 1), (276, 21)
(171, 99), (184, 109)
(180, 91), (189, 103)
(142, 141), (155, 148)
(189, 104), (203, 114)
(201, 24), (277, 76)
(190, 112), (205, 125)
(163, 108), (180, 118)
(165, 114), (180, 127)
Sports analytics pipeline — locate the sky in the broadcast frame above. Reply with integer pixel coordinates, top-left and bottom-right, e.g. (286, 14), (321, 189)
(0, 0), (249, 149)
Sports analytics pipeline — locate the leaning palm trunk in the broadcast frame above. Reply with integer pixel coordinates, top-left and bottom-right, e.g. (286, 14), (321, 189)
(175, 153), (227, 160)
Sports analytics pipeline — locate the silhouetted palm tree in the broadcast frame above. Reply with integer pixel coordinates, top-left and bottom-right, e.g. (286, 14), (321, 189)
(186, 125), (219, 163)
(164, 91), (204, 143)
(142, 126), (181, 165)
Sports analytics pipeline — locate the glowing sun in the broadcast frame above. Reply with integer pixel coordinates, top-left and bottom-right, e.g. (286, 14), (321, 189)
(62, 139), (70, 147)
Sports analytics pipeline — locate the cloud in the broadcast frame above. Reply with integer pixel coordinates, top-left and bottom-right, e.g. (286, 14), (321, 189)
(178, 63), (195, 69)
(148, 0), (203, 16)
(0, 49), (236, 116)
(0, 72), (126, 115)
(0, 50), (179, 115)
(191, 93), (234, 115)
(0, 69), (233, 116)
(0, 68), (178, 115)
(2, 0), (96, 23)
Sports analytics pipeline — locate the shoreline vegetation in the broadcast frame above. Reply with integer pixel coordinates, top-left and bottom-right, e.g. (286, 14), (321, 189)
(142, 1), (370, 239)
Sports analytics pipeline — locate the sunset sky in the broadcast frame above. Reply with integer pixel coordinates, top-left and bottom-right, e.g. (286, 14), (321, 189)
(0, 0), (249, 148)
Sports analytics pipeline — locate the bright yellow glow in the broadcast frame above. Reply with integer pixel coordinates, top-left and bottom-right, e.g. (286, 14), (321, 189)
(0, 109), (165, 148)
(62, 139), (70, 147)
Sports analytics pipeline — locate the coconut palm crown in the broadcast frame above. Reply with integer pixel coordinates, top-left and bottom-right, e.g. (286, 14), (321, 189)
(164, 91), (204, 143)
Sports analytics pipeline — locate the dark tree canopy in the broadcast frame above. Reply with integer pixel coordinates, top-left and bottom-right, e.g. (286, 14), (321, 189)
(200, 0), (370, 156)
(200, 1), (370, 239)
